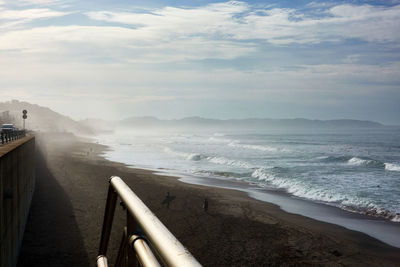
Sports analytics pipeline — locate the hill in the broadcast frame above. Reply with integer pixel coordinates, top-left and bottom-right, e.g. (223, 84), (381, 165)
(0, 100), (93, 135)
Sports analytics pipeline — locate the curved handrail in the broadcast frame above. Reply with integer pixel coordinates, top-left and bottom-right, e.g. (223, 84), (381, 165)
(98, 176), (202, 267)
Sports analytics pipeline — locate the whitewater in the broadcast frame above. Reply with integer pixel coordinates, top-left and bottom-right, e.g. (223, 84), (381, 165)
(98, 127), (400, 223)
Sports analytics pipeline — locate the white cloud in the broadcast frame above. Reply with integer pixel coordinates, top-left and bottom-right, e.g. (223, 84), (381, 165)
(0, 1), (398, 65)
(86, 2), (400, 44)
(306, 2), (337, 8)
(342, 54), (361, 64)
(11, 0), (61, 6)
(0, 7), (69, 31)
(0, 25), (255, 62)
(0, 8), (67, 20)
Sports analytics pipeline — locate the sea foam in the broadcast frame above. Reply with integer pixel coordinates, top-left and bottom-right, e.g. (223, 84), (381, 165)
(250, 167), (399, 221)
(384, 163), (400, 171)
(251, 168), (344, 203)
(164, 147), (251, 168)
(164, 147), (205, 161)
(347, 157), (384, 168)
(207, 156), (253, 169)
(228, 140), (283, 152)
(392, 214), (400, 222)
(348, 157), (369, 165)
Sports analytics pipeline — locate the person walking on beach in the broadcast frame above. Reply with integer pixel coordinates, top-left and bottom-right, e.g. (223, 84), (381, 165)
(203, 198), (208, 212)
(162, 191), (175, 209)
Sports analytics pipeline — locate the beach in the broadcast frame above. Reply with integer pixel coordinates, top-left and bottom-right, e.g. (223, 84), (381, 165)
(17, 133), (400, 266)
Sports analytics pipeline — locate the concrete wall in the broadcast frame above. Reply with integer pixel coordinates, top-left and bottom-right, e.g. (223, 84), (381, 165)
(0, 136), (35, 267)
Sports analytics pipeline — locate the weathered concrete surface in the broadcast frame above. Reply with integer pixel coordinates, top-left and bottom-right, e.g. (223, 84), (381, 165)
(0, 135), (35, 267)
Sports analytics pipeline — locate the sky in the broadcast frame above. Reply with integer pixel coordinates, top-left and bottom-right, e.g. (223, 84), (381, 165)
(0, 0), (399, 124)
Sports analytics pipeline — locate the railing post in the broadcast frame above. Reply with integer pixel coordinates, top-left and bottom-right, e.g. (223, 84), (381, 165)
(98, 183), (118, 256)
(97, 255), (109, 267)
(129, 235), (161, 267)
(127, 211), (139, 267)
(115, 227), (128, 267)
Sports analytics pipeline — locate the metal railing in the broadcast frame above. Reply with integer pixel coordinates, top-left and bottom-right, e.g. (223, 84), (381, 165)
(1, 130), (26, 145)
(97, 176), (202, 267)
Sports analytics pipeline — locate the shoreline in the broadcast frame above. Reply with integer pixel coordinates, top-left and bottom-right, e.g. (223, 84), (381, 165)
(99, 146), (400, 248)
(93, 137), (400, 254)
(179, 172), (400, 248)
(18, 133), (400, 266)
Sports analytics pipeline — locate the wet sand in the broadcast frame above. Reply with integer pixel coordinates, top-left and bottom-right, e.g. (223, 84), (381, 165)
(18, 133), (400, 266)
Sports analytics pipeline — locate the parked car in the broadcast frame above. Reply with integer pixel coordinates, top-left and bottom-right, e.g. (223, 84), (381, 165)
(1, 124), (15, 133)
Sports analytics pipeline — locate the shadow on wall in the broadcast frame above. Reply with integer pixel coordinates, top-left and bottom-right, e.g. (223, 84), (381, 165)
(17, 147), (89, 267)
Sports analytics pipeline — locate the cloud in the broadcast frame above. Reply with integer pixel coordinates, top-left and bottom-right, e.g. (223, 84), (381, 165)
(86, 1), (400, 44)
(0, 6), (69, 30)
(0, 25), (255, 62)
(0, 1), (398, 65)
(0, 8), (67, 20)
(306, 2), (337, 8)
(8, 0), (61, 6)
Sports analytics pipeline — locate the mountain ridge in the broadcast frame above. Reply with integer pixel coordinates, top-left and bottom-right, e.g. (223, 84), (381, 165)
(0, 100), (387, 134)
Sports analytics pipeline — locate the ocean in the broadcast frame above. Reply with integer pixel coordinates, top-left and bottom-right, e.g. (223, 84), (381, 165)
(98, 127), (400, 222)
(97, 127), (400, 225)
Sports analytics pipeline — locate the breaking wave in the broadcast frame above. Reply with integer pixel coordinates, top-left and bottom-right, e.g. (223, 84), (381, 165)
(250, 167), (399, 222)
(227, 140), (289, 152)
(209, 136), (287, 152)
(163, 147), (252, 168)
(207, 156), (253, 168)
(228, 141), (277, 152)
(392, 214), (400, 222)
(318, 156), (386, 168)
(347, 157), (382, 167)
(251, 168), (344, 203)
(384, 163), (400, 171)
(317, 155), (352, 163)
(195, 170), (252, 179)
(163, 147), (206, 161)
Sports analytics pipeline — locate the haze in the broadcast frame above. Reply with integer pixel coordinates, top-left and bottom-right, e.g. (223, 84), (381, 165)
(0, 0), (399, 124)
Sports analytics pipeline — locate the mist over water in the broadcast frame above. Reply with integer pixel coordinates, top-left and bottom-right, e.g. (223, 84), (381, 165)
(97, 127), (400, 222)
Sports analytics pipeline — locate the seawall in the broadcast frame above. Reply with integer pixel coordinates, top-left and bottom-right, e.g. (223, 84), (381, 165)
(0, 135), (35, 267)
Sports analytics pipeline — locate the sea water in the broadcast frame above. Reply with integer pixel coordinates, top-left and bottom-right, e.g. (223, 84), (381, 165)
(97, 127), (400, 223)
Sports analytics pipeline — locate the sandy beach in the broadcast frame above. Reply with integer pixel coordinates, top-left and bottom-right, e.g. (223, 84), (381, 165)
(17, 133), (400, 266)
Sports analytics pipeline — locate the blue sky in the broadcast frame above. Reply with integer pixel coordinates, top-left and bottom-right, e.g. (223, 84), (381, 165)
(0, 0), (399, 124)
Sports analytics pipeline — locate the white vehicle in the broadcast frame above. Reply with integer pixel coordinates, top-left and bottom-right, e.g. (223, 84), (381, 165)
(1, 124), (15, 133)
